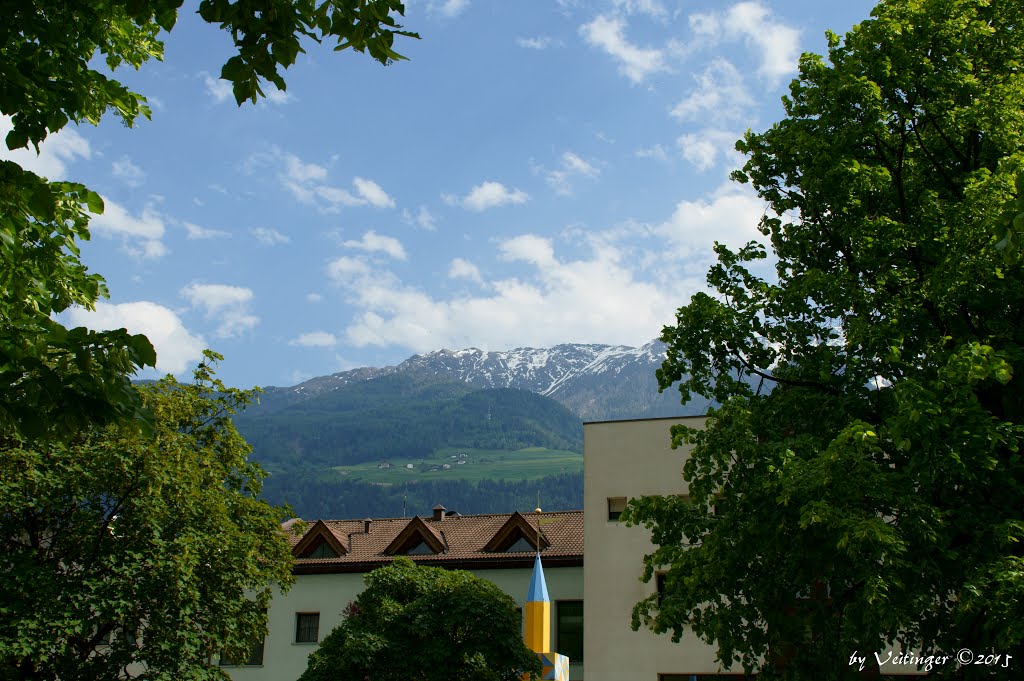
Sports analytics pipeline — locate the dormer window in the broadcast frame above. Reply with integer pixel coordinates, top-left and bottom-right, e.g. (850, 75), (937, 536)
(483, 511), (550, 553)
(383, 516), (446, 556)
(292, 520), (348, 559)
(504, 536), (534, 553)
(405, 540), (434, 555)
(306, 539), (339, 559)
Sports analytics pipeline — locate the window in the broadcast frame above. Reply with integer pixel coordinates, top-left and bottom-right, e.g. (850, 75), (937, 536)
(220, 638), (265, 666)
(656, 572), (668, 606)
(555, 600), (583, 663)
(307, 539), (339, 558)
(505, 535), (534, 553)
(92, 624), (114, 646)
(405, 540), (434, 555)
(295, 613), (320, 643)
(607, 497), (627, 521)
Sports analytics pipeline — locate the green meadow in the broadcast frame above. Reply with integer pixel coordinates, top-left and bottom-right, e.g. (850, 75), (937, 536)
(331, 447), (582, 484)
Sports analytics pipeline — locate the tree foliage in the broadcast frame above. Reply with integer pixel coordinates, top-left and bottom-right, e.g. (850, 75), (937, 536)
(0, 0), (417, 438)
(0, 353), (295, 681)
(299, 557), (543, 681)
(624, 0), (1024, 678)
(262, 471), (584, 520)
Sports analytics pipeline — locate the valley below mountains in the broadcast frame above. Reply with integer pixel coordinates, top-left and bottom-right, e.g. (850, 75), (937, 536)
(237, 340), (708, 519)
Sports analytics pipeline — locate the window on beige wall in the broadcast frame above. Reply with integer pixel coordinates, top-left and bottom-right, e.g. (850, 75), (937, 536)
(607, 497), (627, 521)
(295, 612), (320, 643)
(220, 638), (265, 666)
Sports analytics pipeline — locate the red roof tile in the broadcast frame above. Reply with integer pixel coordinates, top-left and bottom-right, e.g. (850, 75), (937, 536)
(286, 510), (584, 574)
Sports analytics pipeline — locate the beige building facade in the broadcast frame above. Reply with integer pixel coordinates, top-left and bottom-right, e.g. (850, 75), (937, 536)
(583, 415), (736, 681)
(583, 415), (923, 680)
(222, 508), (584, 681)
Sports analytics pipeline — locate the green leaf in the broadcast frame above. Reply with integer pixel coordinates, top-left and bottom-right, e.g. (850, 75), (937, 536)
(85, 190), (104, 215)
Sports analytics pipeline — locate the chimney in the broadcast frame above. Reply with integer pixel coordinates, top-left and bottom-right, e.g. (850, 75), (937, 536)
(432, 504), (446, 521)
(363, 518), (372, 533)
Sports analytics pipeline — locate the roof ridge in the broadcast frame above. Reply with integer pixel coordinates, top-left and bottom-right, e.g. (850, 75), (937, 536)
(305, 509), (583, 524)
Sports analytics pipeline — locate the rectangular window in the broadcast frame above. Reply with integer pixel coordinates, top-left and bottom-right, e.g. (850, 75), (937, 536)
(607, 497), (627, 521)
(295, 612), (320, 643)
(656, 572), (668, 606)
(220, 638), (265, 666)
(555, 600), (583, 663)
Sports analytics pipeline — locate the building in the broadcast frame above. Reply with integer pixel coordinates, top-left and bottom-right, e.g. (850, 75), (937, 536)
(222, 505), (584, 681)
(584, 415), (730, 681)
(583, 415), (923, 680)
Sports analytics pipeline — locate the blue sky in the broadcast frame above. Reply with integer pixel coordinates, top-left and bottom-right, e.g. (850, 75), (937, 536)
(3, 0), (877, 389)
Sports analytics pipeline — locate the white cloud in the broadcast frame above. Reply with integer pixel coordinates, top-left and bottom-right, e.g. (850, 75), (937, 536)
(436, 0), (469, 17)
(580, 15), (666, 84)
(89, 198), (167, 259)
(500, 234), (557, 268)
(636, 144), (669, 161)
(689, 12), (720, 37)
(677, 129), (742, 171)
(352, 177), (396, 208)
(612, 0), (667, 19)
(306, 293), (323, 303)
(112, 156), (145, 187)
(65, 302), (206, 375)
(184, 222), (230, 240)
(654, 184), (768, 260)
(319, 181), (774, 356)
(540, 151), (600, 196)
(327, 256), (373, 285)
(0, 116), (90, 179)
(517, 36), (557, 50)
(282, 153), (328, 184)
(689, 2), (801, 82)
(343, 230), (407, 260)
(325, 237), (676, 354)
(403, 206), (437, 231)
(448, 258), (483, 284)
(727, 2), (801, 81)
(265, 150), (396, 212)
(252, 227), (290, 245)
(446, 181), (529, 211)
(313, 185), (364, 207)
(671, 58), (754, 122)
(289, 331), (337, 348)
(180, 283), (259, 338)
(202, 73), (233, 103)
(264, 88), (291, 105)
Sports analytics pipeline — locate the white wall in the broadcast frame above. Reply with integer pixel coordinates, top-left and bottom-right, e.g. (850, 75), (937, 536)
(223, 564), (583, 681)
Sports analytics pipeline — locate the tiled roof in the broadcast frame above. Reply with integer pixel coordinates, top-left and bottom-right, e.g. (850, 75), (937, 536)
(287, 509), (584, 574)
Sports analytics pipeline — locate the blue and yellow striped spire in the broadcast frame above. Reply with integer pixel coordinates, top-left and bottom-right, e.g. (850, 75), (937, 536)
(524, 551), (551, 653)
(521, 507), (569, 681)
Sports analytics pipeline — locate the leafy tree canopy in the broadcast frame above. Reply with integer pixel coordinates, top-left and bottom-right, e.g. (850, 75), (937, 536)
(299, 557), (543, 681)
(0, 353), (295, 681)
(0, 0), (417, 438)
(625, 0), (1024, 678)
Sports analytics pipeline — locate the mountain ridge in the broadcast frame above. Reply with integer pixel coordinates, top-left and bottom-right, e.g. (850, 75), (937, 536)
(263, 339), (704, 421)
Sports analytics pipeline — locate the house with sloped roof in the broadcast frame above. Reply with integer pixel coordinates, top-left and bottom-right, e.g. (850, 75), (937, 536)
(221, 505), (584, 681)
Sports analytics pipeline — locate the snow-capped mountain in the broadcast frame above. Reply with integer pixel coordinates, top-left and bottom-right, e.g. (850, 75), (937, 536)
(272, 340), (709, 421)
